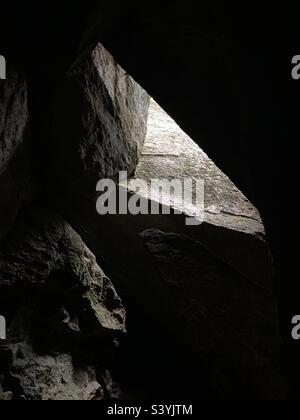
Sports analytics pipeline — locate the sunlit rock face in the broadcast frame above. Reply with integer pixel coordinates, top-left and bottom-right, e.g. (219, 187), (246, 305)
(142, 100), (263, 234)
(48, 43), (150, 204)
(128, 100), (272, 290)
(0, 207), (125, 400)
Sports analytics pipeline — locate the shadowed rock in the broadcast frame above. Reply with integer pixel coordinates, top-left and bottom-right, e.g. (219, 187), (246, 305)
(0, 67), (33, 243)
(140, 229), (285, 400)
(0, 207), (125, 400)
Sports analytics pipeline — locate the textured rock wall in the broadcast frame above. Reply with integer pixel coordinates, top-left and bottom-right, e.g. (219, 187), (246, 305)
(130, 100), (273, 289)
(0, 43), (149, 400)
(0, 208), (125, 400)
(49, 43), (149, 203)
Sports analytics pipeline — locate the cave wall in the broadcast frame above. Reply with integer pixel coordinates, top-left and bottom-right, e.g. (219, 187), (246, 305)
(0, 1), (298, 400)
(0, 207), (126, 400)
(48, 43), (149, 203)
(0, 41), (149, 400)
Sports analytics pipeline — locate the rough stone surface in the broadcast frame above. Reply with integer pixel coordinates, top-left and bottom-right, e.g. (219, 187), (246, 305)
(49, 42), (150, 201)
(141, 229), (285, 400)
(0, 68), (33, 243)
(0, 207), (125, 400)
(0, 349), (104, 401)
(126, 100), (272, 289)
(134, 99), (263, 234)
